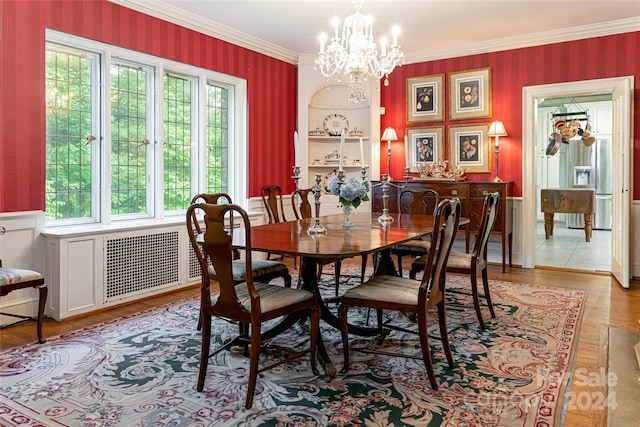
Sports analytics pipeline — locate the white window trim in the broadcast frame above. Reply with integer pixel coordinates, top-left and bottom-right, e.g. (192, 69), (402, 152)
(45, 29), (248, 230)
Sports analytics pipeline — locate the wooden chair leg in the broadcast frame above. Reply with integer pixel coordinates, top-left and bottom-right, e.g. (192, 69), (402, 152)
(245, 321), (262, 409)
(482, 268), (496, 318)
(470, 270), (485, 328)
(339, 304), (350, 373)
(417, 311), (438, 390)
(309, 307), (320, 375)
(359, 254), (367, 284)
(36, 284), (47, 343)
(437, 300), (455, 368)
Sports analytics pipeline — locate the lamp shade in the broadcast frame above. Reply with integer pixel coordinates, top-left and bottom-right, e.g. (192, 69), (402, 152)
(381, 127), (398, 141)
(488, 120), (507, 137)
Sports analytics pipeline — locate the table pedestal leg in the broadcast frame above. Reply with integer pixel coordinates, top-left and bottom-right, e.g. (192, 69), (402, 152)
(544, 212), (554, 239)
(584, 213), (593, 242)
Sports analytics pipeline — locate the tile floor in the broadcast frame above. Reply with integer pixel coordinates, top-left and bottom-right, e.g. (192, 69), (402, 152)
(535, 221), (611, 272)
(451, 221), (612, 273)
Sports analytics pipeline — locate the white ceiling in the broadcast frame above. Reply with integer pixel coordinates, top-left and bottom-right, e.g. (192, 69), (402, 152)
(115, 0), (640, 62)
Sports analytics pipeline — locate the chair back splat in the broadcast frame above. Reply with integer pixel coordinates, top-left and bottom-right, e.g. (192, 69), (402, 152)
(410, 191), (500, 328)
(338, 198), (461, 391)
(261, 185), (286, 224)
(186, 202), (319, 409)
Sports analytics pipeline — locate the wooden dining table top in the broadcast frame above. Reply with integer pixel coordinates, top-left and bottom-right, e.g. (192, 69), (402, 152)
(247, 212), (469, 260)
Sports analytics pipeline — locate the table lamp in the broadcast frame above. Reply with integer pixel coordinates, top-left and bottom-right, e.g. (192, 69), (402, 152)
(381, 127), (398, 180)
(488, 120), (507, 182)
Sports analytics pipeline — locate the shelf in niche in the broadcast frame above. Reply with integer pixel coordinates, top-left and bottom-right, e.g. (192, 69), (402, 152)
(308, 136), (369, 141)
(309, 165), (367, 169)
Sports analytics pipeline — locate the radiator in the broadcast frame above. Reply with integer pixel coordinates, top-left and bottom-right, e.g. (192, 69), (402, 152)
(105, 231), (180, 302)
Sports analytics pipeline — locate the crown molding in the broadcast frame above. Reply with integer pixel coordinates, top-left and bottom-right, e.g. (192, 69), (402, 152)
(404, 17), (640, 64)
(109, 0), (299, 64)
(110, 1), (639, 67)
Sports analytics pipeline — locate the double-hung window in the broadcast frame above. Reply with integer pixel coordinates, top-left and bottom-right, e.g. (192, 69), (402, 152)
(45, 30), (246, 226)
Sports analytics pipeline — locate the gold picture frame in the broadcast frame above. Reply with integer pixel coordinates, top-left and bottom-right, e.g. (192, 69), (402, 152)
(448, 67), (491, 120)
(406, 74), (444, 123)
(448, 123), (491, 173)
(406, 126), (444, 172)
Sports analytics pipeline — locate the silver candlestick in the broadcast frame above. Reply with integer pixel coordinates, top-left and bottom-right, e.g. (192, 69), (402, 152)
(291, 165), (301, 189)
(372, 168), (410, 227)
(307, 173), (327, 235)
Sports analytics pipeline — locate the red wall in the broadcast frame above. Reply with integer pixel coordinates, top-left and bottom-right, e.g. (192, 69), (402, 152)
(1, 1), (638, 212)
(381, 32), (640, 198)
(0, 0), (297, 212)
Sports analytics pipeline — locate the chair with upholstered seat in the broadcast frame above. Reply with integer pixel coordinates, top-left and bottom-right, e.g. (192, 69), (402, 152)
(410, 192), (499, 328)
(0, 260), (47, 343)
(191, 192), (291, 288)
(391, 188), (439, 276)
(291, 188), (368, 294)
(338, 198), (461, 390)
(186, 202), (320, 409)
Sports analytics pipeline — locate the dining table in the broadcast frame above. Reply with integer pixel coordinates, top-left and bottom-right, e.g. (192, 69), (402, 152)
(244, 211), (469, 376)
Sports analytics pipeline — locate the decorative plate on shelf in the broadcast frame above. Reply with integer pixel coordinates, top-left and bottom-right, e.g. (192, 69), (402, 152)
(323, 113), (349, 136)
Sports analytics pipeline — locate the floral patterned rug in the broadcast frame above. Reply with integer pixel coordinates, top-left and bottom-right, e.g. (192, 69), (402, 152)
(0, 273), (585, 427)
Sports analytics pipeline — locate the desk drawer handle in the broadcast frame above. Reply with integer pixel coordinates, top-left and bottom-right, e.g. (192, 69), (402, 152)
(0, 226), (5, 235)
(451, 190), (458, 195)
(482, 190), (489, 196)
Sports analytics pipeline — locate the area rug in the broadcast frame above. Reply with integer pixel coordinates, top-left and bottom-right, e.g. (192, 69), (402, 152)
(0, 274), (585, 427)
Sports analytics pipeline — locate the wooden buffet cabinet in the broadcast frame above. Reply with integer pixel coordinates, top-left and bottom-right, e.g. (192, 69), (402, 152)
(371, 180), (512, 272)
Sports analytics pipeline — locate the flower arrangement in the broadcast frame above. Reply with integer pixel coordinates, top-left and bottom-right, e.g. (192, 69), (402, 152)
(327, 176), (370, 209)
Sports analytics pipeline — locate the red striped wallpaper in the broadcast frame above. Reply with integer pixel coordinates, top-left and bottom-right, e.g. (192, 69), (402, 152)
(0, 0), (638, 212)
(381, 32), (640, 197)
(0, 0), (297, 212)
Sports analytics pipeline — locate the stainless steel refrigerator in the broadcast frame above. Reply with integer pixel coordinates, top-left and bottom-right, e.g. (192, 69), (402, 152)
(567, 138), (612, 230)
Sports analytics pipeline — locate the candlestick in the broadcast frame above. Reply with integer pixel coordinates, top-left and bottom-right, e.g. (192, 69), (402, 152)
(404, 135), (409, 171)
(307, 174), (327, 235)
(339, 130), (345, 171)
(294, 131), (299, 166)
(359, 137), (364, 165)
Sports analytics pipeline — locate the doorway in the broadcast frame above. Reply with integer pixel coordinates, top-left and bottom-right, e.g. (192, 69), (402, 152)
(535, 95), (612, 272)
(522, 76), (633, 288)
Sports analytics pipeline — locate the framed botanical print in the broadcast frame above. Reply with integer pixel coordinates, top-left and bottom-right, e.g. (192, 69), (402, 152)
(448, 123), (491, 173)
(448, 67), (491, 120)
(406, 74), (444, 123)
(406, 126), (444, 172)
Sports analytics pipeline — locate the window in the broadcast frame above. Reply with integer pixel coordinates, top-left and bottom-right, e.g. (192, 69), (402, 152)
(45, 30), (246, 226)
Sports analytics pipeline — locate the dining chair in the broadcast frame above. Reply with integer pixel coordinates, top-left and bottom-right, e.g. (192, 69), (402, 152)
(409, 192), (499, 328)
(291, 188), (368, 294)
(186, 202), (320, 409)
(0, 260), (47, 343)
(391, 188), (439, 277)
(261, 185), (297, 266)
(190, 193), (292, 330)
(338, 198), (461, 391)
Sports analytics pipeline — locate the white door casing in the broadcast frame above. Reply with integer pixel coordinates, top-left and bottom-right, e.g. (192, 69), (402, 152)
(521, 76), (633, 287)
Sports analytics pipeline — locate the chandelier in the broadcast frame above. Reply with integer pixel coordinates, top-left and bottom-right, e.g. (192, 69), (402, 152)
(314, 0), (404, 103)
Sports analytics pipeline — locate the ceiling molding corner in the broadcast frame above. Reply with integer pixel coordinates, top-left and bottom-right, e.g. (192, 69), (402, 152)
(108, 0), (299, 65)
(405, 17), (640, 64)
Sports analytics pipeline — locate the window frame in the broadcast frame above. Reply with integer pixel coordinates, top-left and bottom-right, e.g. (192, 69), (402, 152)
(45, 29), (247, 228)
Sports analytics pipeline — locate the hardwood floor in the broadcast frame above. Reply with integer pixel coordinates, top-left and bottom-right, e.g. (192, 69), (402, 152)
(1, 264), (638, 426)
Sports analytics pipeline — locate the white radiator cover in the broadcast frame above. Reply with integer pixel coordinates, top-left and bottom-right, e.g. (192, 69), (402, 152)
(42, 212), (266, 321)
(105, 231), (181, 302)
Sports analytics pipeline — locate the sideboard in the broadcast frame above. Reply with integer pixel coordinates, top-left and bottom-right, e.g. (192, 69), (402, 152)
(371, 180), (512, 272)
